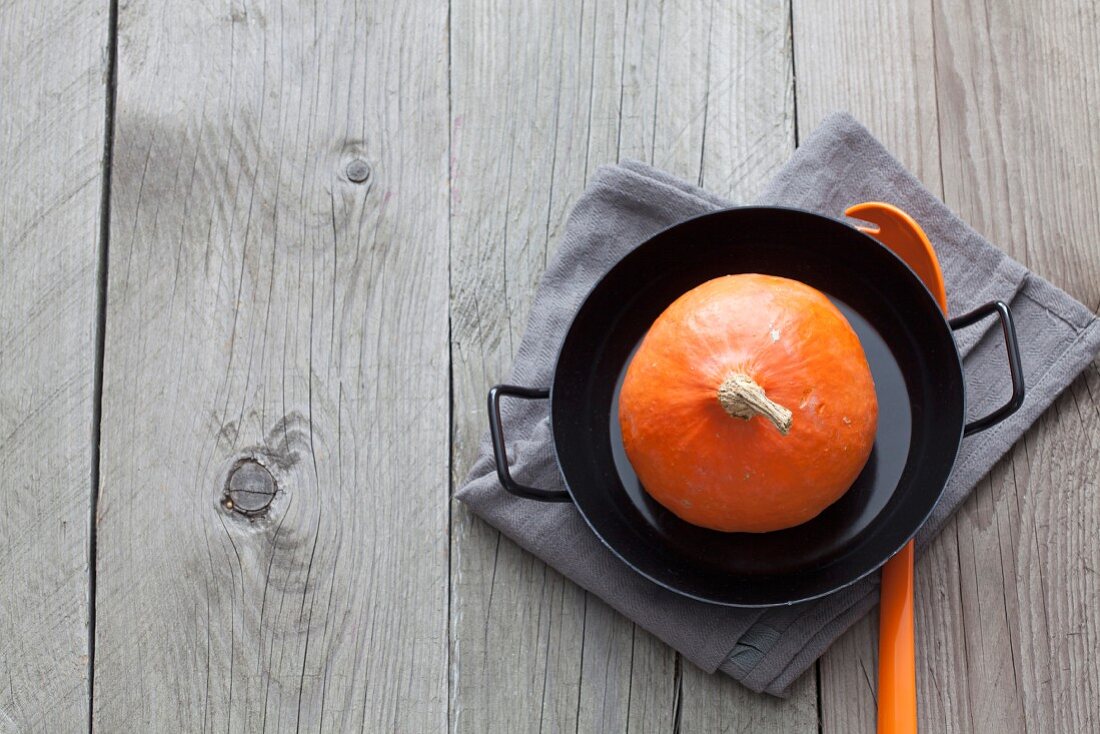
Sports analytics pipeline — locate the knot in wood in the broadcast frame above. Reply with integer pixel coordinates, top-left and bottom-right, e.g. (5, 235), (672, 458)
(223, 460), (276, 515)
(345, 159), (371, 183)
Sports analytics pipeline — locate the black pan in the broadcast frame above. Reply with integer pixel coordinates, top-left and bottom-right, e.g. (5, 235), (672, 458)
(488, 207), (1024, 607)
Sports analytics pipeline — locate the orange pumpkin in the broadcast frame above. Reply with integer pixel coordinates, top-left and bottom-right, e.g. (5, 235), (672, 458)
(618, 274), (878, 532)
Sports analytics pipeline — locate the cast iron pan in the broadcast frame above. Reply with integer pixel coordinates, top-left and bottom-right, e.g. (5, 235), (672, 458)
(488, 207), (1024, 607)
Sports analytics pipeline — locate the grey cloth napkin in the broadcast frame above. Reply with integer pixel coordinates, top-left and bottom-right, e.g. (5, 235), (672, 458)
(455, 113), (1100, 696)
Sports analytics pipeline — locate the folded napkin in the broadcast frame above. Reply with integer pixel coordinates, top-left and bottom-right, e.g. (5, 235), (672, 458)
(455, 113), (1100, 696)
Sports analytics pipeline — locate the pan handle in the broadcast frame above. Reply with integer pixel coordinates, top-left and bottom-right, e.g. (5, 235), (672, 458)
(488, 385), (571, 502)
(949, 301), (1026, 436)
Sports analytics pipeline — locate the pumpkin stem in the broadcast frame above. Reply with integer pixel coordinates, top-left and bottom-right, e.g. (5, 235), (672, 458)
(717, 373), (793, 435)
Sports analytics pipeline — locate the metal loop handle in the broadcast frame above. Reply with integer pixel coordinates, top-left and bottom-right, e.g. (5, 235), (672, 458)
(949, 301), (1026, 436)
(487, 385), (571, 502)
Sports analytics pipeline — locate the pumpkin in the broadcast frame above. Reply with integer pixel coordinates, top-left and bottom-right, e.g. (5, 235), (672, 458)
(618, 274), (878, 533)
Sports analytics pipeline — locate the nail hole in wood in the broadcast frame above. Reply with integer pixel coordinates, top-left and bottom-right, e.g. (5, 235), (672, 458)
(345, 159), (371, 183)
(222, 460), (276, 516)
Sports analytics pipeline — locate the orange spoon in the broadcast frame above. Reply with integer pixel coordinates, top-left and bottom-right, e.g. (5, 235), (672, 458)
(845, 202), (948, 734)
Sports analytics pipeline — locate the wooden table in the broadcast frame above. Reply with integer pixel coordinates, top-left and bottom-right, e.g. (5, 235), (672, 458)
(3, 0), (1098, 731)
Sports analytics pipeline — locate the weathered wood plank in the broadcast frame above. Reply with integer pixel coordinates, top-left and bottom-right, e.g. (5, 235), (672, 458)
(93, 1), (450, 730)
(934, 1), (1100, 308)
(0, 0), (109, 730)
(933, 2), (1100, 731)
(792, 2), (972, 732)
(677, 2), (811, 731)
(446, 0), (800, 730)
(694, 1), (798, 200)
(1006, 366), (1100, 733)
(797, 1), (1100, 732)
(448, 1), (671, 730)
(450, 0), (805, 731)
(680, 665), (818, 734)
(791, 0), (940, 186)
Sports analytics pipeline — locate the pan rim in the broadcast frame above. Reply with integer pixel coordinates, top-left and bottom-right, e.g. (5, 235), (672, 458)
(546, 205), (965, 608)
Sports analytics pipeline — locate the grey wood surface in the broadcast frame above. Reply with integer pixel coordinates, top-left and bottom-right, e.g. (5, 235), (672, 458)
(792, 2), (971, 731)
(934, 4), (1100, 730)
(2, 0), (1099, 731)
(796, 2), (1100, 732)
(92, 0), (449, 730)
(449, 1), (809, 731)
(0, 0), (109, 731)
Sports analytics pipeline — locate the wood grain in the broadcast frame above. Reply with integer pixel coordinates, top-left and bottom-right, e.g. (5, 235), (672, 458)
(792, 2), (972, 732)
(448, 1), (674, 730)
(0, 0), (109, 730)
(679, 665), (818, 734)
(791, 0), (940, 187)
(794, 4), (941, 731)
(934, 0), (1100, 308)
(934, 1), (1100, 731)
(92, 0), (450, 730)
(796, 2), (1100, 732)
(1008, 366), (1100, 733)
(449, 0), (803, 730)
(669, 2), (818, 731)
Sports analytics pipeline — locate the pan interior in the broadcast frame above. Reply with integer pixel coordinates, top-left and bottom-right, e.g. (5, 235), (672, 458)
(551, 208), (964, 606)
